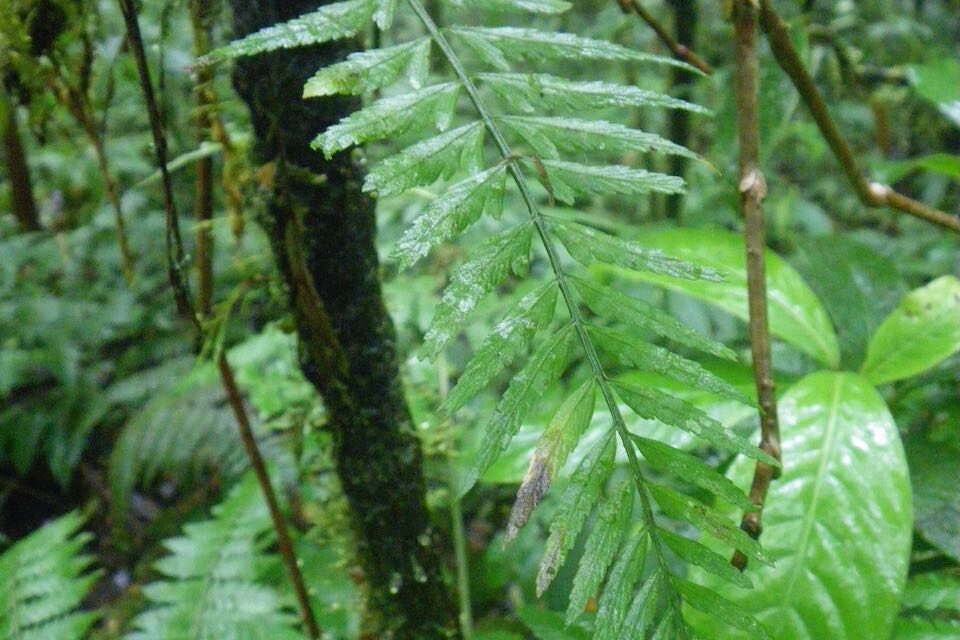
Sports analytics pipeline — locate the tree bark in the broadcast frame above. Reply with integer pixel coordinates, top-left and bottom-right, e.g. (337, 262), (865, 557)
(1, 86), (42, 233)
(227, 2), (459, 637)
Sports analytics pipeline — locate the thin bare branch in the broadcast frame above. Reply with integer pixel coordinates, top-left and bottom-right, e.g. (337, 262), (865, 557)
(116, 2), (320, 636)
(618, 0), (713, 75)
(731, 0), (782, 573)
(759, 0), (960, 235)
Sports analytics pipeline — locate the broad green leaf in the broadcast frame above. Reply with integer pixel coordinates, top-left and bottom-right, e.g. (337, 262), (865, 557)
(902, 573), (960, 612)
(303, 38), (431, 97)
(606, 227), (840, 368)
(566, 482), (633, 624)
(892, 618), (960, 640)
(674, 578), (771, 639)
(572, 276), (736, 360)
(589, 325), (749, 404)
(551, 221), (719, 281)
(594, 536), (647, 640)
(909, 59), (960, 127)
(461, 326), (574, 495)
(658, 528), (752, 589)
(689, 372), (912, 640)
(905, 434), (960, 562)
(423, 224), (533, 358)
(633, 437), (754, 512)
(538, 160), (683, 204)
(444, 0), (572, 14)
(860, 276), (960, 385)
(872, 153), (960, 183)
(197, 0), (374, 66)
(790, 235), (905, 368)
(313, 82), (460, 157)
(648, 484), (772, 566)
(537, 435), (615, 596)
(501, 116), (696, 161)
(444, 283), (558, 414)
(364, 122), (485, 197)
(479, 73), (708, 115)
(612, 379), (776, 466)
(506, 378), (596, 540)
(394, 164), (507, 269)
(446, 27), (692, 70)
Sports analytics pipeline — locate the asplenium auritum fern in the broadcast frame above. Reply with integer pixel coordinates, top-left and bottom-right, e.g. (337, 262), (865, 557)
(201, 1), (780, 637)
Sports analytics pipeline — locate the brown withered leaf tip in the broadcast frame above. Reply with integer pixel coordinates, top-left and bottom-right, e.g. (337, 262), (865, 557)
(505, 452), (552, 544)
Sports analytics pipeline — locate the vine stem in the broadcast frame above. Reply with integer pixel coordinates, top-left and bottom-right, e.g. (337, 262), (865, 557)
(618, 0), (713, 75)
(116, 1), (320, 637)
(407, 1), (688, 634)
(758, 0), (960, 235)
(731, 0), (781, 572)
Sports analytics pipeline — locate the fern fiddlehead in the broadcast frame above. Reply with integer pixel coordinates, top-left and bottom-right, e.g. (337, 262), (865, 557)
(199, 1), (780, 636)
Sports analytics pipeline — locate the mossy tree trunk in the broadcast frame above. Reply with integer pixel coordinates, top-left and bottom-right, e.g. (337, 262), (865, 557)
(228, 2), (460, 637)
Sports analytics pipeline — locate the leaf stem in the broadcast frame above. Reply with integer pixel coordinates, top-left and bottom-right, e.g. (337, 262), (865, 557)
(407, 1), (688, 633)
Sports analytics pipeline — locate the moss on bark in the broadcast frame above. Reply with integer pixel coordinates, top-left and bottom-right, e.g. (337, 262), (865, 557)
(228, 2), (460, 637)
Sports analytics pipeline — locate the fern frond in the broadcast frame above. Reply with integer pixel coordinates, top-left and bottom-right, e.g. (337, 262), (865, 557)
(313, 82), (461, 157)
(198, 0), (374, 66)
(0, 512), (100, 640)
(422, 223), (534, 358)
(109, 374), (248, 516)
(443, 0), (572, 15)
(303, 38), (432, 97)
(218, 0), (778, 634)
(127, 474), (302, 640)
(479, 72), (709, 115)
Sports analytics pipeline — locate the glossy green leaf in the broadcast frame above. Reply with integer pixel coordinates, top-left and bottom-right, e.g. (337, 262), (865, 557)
(197, 0), (373, 66)
(313, 82), (460, 157)
(572, 276), (736, 360)
(594, 536), (647, 640)
(860, 276), (960, 385)
(551, 221), (719, 281)
(872, 153), (960, 183)
(444, 282), (558, 414)
(364, 122), (485, 197)
(423, 223), (533, 358)
(648, 484), (772, 566)
(689, 372), (912, 640)
(537, 435), (615, 596)
(446, 27), (690, 69)
(588, 325), (748, 404)
(303, 38), (431, 97)
(905, 434), (960, 562)
(444, 0), (572, 14)
(909, 59), (960, 127)
(506, 378), (596, 540)
(612, 379), (776, 466)
(606, 228), (839, 368)
(479, 73), (708, 115)
(790, 235), (905, 368)
(566, 482), (633, 624)
(394, 164), (507, 269)
(633, 437), (754, 512)
(537, 160), (683, 205)
(501, 116), (696, 162)
(461, 326), (574, 495)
